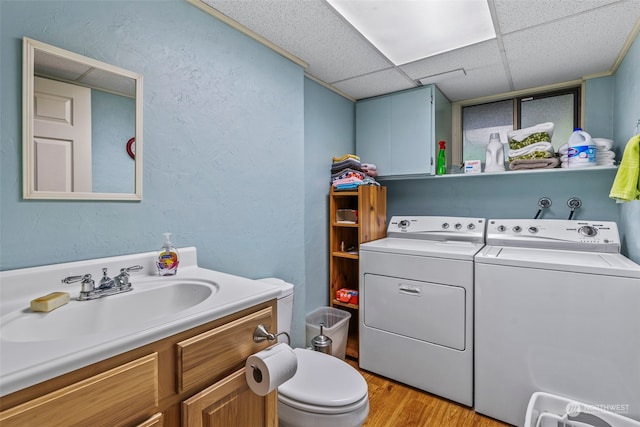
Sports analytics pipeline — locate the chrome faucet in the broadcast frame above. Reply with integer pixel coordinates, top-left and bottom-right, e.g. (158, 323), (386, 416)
(62, 265), (143, 301)
(114, 265), (143, 288)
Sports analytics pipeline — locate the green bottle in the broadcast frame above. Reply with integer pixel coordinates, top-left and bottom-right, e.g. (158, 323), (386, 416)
(436, 140), (447, 175)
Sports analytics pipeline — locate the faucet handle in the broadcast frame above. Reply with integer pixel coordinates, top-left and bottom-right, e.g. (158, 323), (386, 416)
(119, 265), (143, 275)
(99, 268), (114, 288)
(62, 273), (95, 293)
(114, 265), (143, 288)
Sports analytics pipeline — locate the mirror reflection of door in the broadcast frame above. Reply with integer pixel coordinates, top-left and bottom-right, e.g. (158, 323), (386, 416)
(33, 76), (92, 192)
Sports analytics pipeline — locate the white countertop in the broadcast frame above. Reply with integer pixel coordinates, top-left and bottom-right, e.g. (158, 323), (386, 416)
(0, 247), (280, 396)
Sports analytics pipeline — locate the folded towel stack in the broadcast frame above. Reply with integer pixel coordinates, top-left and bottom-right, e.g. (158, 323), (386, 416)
(593, 138), (616, 166)
(331, 154), (379, 190)
(559, 143), (569, 168)
(507, 122), (558, 170)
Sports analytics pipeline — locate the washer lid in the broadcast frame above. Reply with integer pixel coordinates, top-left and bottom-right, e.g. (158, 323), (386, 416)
(278, 348), (368, 407)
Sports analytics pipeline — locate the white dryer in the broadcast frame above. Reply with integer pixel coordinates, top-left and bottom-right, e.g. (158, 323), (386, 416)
(475, 219), (640, 426)
(359, 216), (486, 407)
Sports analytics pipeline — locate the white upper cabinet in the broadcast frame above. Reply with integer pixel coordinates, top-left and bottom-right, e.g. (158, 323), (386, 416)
(356, 85), (451, 178)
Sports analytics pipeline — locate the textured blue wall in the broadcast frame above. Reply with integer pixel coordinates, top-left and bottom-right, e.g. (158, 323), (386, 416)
(0, 1), (307, 343)
(613, 32), (640, 263)
(303, 78), (355, 314)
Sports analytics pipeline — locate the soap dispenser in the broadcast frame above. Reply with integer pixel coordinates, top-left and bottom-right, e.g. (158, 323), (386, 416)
(484, 133), (505, 172)
(157, 232), (179, 276)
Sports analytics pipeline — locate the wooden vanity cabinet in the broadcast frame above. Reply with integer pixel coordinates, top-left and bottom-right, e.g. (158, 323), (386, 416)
(0, 300), (277, 427)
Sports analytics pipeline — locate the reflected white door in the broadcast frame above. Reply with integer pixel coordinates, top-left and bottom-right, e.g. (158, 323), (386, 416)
(33, 76), (92, 192)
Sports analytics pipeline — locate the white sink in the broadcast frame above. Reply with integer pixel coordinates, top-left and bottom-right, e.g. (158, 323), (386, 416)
(0, 280), (217, 342)
(0, 247), (281, 397)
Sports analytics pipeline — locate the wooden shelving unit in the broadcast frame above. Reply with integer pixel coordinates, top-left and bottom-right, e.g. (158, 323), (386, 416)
(329, 185), (387, 359)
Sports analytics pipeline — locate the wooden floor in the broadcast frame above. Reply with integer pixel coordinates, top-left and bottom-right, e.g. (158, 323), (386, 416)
(346, 359), (510, 427)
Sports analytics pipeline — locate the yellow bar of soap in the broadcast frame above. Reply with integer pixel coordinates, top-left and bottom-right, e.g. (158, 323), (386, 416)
(30, 292), (70, 312)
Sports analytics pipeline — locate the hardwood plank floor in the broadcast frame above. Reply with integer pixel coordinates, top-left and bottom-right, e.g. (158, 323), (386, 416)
(347, 359), (510, 427)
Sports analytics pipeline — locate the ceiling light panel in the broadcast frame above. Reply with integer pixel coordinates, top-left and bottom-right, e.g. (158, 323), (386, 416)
(327, 0), (496, 66)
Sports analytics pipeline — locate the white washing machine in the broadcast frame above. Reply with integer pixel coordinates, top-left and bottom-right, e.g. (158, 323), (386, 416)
(359, 216), (486, 407)
(475, 219), (640, 426)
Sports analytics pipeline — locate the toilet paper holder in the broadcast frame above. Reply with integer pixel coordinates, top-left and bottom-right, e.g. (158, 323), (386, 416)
(253, 324), (291, 344)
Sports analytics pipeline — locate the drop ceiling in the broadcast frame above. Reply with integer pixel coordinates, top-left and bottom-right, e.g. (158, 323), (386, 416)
(196, 0), (640, 103)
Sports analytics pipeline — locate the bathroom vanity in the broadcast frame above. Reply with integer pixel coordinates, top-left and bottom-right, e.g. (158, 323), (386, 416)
(0, 248), (280, 426)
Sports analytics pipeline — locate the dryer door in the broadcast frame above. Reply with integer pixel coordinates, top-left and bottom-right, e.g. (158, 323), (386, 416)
(363, 274), (466, 350)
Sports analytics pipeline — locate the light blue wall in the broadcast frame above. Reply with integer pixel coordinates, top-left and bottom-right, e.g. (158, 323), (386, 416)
(92, 90), (136, 193)
(0, 1), (308, 344)
(303, 78), (355, 314)
(613, 32), (640, 263)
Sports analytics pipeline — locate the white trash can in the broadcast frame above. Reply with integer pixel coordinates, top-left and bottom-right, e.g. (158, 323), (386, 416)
(305, 307), (351, 360)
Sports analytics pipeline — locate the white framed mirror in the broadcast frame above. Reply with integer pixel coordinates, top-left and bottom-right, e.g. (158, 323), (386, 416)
(23, 37), (143, 200)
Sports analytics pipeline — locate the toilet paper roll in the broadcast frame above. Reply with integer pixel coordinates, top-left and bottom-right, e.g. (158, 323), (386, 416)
(245, 343), (298, 396)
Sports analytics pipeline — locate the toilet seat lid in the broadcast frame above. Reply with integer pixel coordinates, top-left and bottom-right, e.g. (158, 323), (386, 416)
(278, 348), (368, 407)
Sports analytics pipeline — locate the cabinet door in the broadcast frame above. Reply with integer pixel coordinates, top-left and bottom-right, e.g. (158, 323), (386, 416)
(0, 353), (159, 427)
(355, 96), (391, 175)
(356, 86), (435, 177)
(390, 85), (434, 175)
(182, 368), (277, 427)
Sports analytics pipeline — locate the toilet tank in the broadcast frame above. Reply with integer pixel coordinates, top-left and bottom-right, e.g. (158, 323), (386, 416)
(257, 278), (295, 341)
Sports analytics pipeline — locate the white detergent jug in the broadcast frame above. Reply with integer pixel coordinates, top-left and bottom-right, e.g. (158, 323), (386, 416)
(568, 128), (596, 168)
(484, 133), (505, 172)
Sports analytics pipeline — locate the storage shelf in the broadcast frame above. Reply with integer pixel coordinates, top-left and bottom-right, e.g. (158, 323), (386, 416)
(332, 222), (359, 228)
(332, 299), (359, 310)
(331, 190), (358, 197)
(329, 185), (386, 361)
(377, 165), (617, 181)
(332, 251), (359, 260)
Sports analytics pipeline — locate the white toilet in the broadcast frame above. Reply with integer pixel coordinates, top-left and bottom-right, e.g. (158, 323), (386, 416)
(258, 278), (369, 427)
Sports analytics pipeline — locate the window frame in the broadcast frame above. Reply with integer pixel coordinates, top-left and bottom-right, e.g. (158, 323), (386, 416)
(451, 79), (585, 166)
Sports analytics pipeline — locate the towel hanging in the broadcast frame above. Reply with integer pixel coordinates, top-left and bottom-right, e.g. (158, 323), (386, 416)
(609, 134), (640, 202)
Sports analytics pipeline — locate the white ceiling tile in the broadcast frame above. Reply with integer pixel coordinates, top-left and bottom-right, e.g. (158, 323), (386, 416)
(399, 40), (511, 102)
(203, 0), (391, 83)
(493, 0), (624, 34)
(194, 0), (639, 102)
(400, 40), (502, 81)
(331, 69), (417, 100)
(504, 1), (640, 90)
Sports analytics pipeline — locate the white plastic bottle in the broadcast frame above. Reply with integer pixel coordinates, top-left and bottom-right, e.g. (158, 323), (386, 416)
(157, 232), (179, 276)
(567, 128), (596, 168)
(484, 133), (505, 172)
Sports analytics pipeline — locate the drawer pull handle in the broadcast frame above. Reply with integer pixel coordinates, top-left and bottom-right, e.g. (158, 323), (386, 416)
(399, 284), (421, 296)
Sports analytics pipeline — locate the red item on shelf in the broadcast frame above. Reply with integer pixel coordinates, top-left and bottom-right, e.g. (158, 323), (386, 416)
(336, 288), (359, 305)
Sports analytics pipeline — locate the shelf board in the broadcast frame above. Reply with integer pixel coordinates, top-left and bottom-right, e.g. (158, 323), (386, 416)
(332, 299), (359, 310)
(331, 190), (358, 196)
(332, 222), (359, 228)
(377, 165), (617, 181)
(332, 251), (359, 259)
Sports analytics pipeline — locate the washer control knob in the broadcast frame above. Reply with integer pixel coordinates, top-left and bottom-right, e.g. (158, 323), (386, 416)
(454, 223), (462, 230)
(442, 223), (450, 229)
(578, 225), (598, 237)
(528, 226), (539, 234)
(467, 223), (476, 230)
(497, 225), (507, 232)
(398, 220), (410, 229)
(513, 226), (522, 233)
